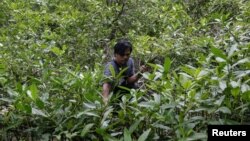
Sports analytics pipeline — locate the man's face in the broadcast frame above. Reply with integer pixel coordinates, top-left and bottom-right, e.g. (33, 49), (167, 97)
(115, 48), (131, 66)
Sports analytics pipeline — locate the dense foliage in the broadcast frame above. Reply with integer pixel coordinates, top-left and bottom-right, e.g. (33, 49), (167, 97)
(0, 0), (249, 140)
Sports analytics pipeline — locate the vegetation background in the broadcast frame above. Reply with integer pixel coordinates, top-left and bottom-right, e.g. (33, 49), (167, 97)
(0, 0), (249, 140)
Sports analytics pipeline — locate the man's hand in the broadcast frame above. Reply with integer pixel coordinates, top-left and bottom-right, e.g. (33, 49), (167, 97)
(127, 65), (150, 84)
(139, 65), (148, 73)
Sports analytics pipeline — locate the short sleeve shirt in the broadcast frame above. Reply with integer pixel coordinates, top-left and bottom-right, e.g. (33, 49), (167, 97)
(104, 58), (135, 90)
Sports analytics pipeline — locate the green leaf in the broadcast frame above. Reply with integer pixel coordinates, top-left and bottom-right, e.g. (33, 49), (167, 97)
(234, 70), (250, 79)
(0, 77), (7, 85)
(142, 72), (150, 80)
(152, 123), (171, 130)
(51, 47), (64, 56)
(153, 93), (161, 104)
(138, 128), (151, 141)
(129, 118), (143, 133)
(215, 106), (231, 114)
(138, 101), (155, 108)
(65, 132), (78, 139)
(183, 80), (192, 90)
(30, 84), (38, 96)
(179, 72), (193, 79)
(23, 104), (32, 114)
(77, 110), (100, 118)
(187, 132), (207, 141)
(147, 63), (163, 72)
(241, 84), (250, 93)
(215, 95), (225, 106)
(161, 103), (177, 110)
(219, 81), (227, 91)
(124, 128), (132, 141)
(232, 58), (250, 68)
(118, 86), (131, 92)
(154, 71), (162, 80)
(117, 67), (128, 79)
(81, 123), (94, 137)
(228, 44), (238, 58)
(27, 84), (38, 101)
(0, 98), (13, 103)
(242, 91), (250, 101)
(101, 108), (113, 125)
(197, 70), (209, 80)
(231, 87), (240, 97)
(181, 65), (195, 77)
(32, 108), (47, 117)
(109, 64), (116, 77)
(16, 101), (27, 112)
(0, 62), (6, 73)
(83, 111), (100, 118)
(35, 98), (44, 109)
(83, 102), (96, 109)
(211, 47), (227, 61)
(164, 57), (171, 74)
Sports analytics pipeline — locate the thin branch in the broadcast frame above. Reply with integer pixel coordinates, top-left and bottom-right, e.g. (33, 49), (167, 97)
(109, 1), (126, 40)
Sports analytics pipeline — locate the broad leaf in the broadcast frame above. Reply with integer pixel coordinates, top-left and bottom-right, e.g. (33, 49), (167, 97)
(124, 128), (132, 141)
(101, 108), (113, 125)
(215, 95), (225, 106)
(138, 128), (151, 141)
(215, 106), (231, 114)
(81, 123), (94, 137)
(129, 118), (143, 133)
(109, 65), (116, 77)
(27, 84), (38, 101)
(163, 57), (171, 74)
(32, 108), (47, 117)
(211, 47), (227, 61)
(187, 132), (207, 141)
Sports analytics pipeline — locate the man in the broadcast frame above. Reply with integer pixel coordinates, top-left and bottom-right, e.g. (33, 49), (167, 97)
(102, 39), (147, 105)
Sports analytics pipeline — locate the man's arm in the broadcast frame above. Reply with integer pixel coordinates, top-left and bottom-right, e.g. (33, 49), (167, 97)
(102, 82), (111, 105)
(126, 65), (147, 84)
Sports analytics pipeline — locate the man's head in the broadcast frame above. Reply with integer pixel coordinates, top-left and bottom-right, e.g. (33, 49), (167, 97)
(114, 39), (132, 66)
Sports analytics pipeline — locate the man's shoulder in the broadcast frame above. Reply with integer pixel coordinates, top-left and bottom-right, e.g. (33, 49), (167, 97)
(104, 60), (118, 69)
(127, 57), (134, 63)
(127, 58), (134, 65)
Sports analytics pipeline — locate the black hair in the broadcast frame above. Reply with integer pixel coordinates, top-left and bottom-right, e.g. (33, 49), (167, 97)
(114, 39), (133, 55)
